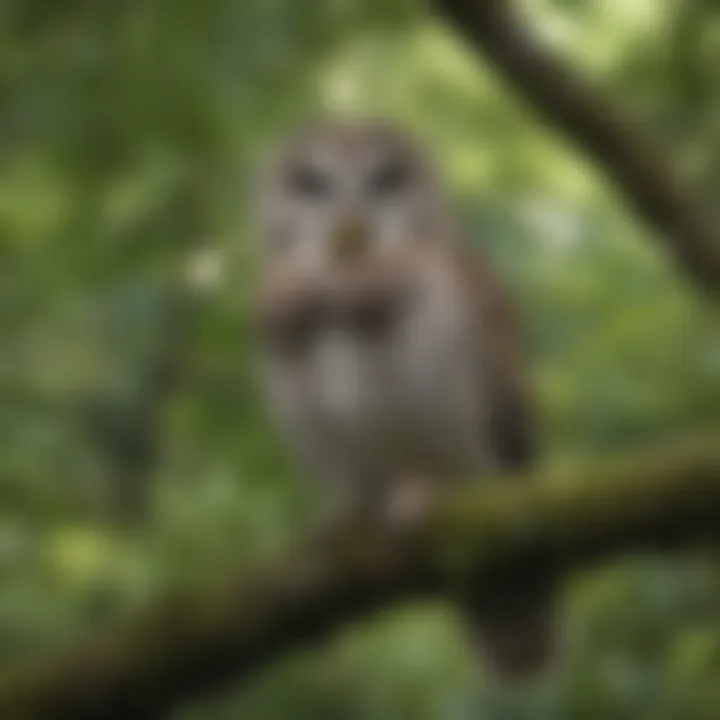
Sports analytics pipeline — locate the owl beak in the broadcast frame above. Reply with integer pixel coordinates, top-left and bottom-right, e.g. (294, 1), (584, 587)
(332, 212), (369, 262)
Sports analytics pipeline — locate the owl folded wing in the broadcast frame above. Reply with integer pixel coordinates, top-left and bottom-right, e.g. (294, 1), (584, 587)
(456, 244), (535, 473)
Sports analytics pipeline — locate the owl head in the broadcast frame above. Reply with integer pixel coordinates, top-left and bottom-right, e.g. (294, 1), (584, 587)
(256, 119), (453, 271)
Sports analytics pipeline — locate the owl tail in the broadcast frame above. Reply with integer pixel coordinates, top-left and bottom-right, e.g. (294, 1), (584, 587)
(461, 572), (559, 681)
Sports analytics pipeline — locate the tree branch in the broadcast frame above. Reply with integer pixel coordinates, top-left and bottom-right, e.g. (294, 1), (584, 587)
(0, 436), (718, 719)
(433, 0), (720, 293)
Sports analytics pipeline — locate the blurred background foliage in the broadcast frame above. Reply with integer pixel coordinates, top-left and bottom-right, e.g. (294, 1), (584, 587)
(0, 0), (719, 718)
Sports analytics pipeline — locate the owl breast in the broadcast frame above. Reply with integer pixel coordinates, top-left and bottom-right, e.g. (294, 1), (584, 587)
(265, 268), (492, 486)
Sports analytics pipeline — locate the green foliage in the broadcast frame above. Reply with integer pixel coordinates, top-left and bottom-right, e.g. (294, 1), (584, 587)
(0, 0), (718, 717)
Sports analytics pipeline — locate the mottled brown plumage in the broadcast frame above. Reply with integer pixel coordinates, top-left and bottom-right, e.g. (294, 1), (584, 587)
(254, 118), (556, 679)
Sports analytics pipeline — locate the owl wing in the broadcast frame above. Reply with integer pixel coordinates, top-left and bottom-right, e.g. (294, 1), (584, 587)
(456, 243), (535, 472)
(454, 245), (558, 681)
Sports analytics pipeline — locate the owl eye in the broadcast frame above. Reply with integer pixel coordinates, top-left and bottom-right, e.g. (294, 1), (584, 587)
(366, 159), (411, 197)
(286, 163), (332, 200)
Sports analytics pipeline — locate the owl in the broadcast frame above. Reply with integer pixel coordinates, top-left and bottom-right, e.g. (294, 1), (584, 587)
(254, 118), (556, 679)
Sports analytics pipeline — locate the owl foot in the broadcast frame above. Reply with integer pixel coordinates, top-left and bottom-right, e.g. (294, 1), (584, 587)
(384, 477), (437, 530)
(312, 486), (383, 539)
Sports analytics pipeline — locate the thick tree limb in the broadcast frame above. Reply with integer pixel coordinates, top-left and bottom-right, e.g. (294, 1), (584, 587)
(433, 0), (720, 293)
(0, 436), (718, 719)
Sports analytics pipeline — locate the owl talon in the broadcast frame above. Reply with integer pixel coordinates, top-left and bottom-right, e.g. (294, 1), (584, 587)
(385, 479), (436, 530)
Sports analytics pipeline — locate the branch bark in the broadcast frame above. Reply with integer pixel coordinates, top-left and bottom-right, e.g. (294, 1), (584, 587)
(433, 0), (720, 293)
(1, 436), (719, 719)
